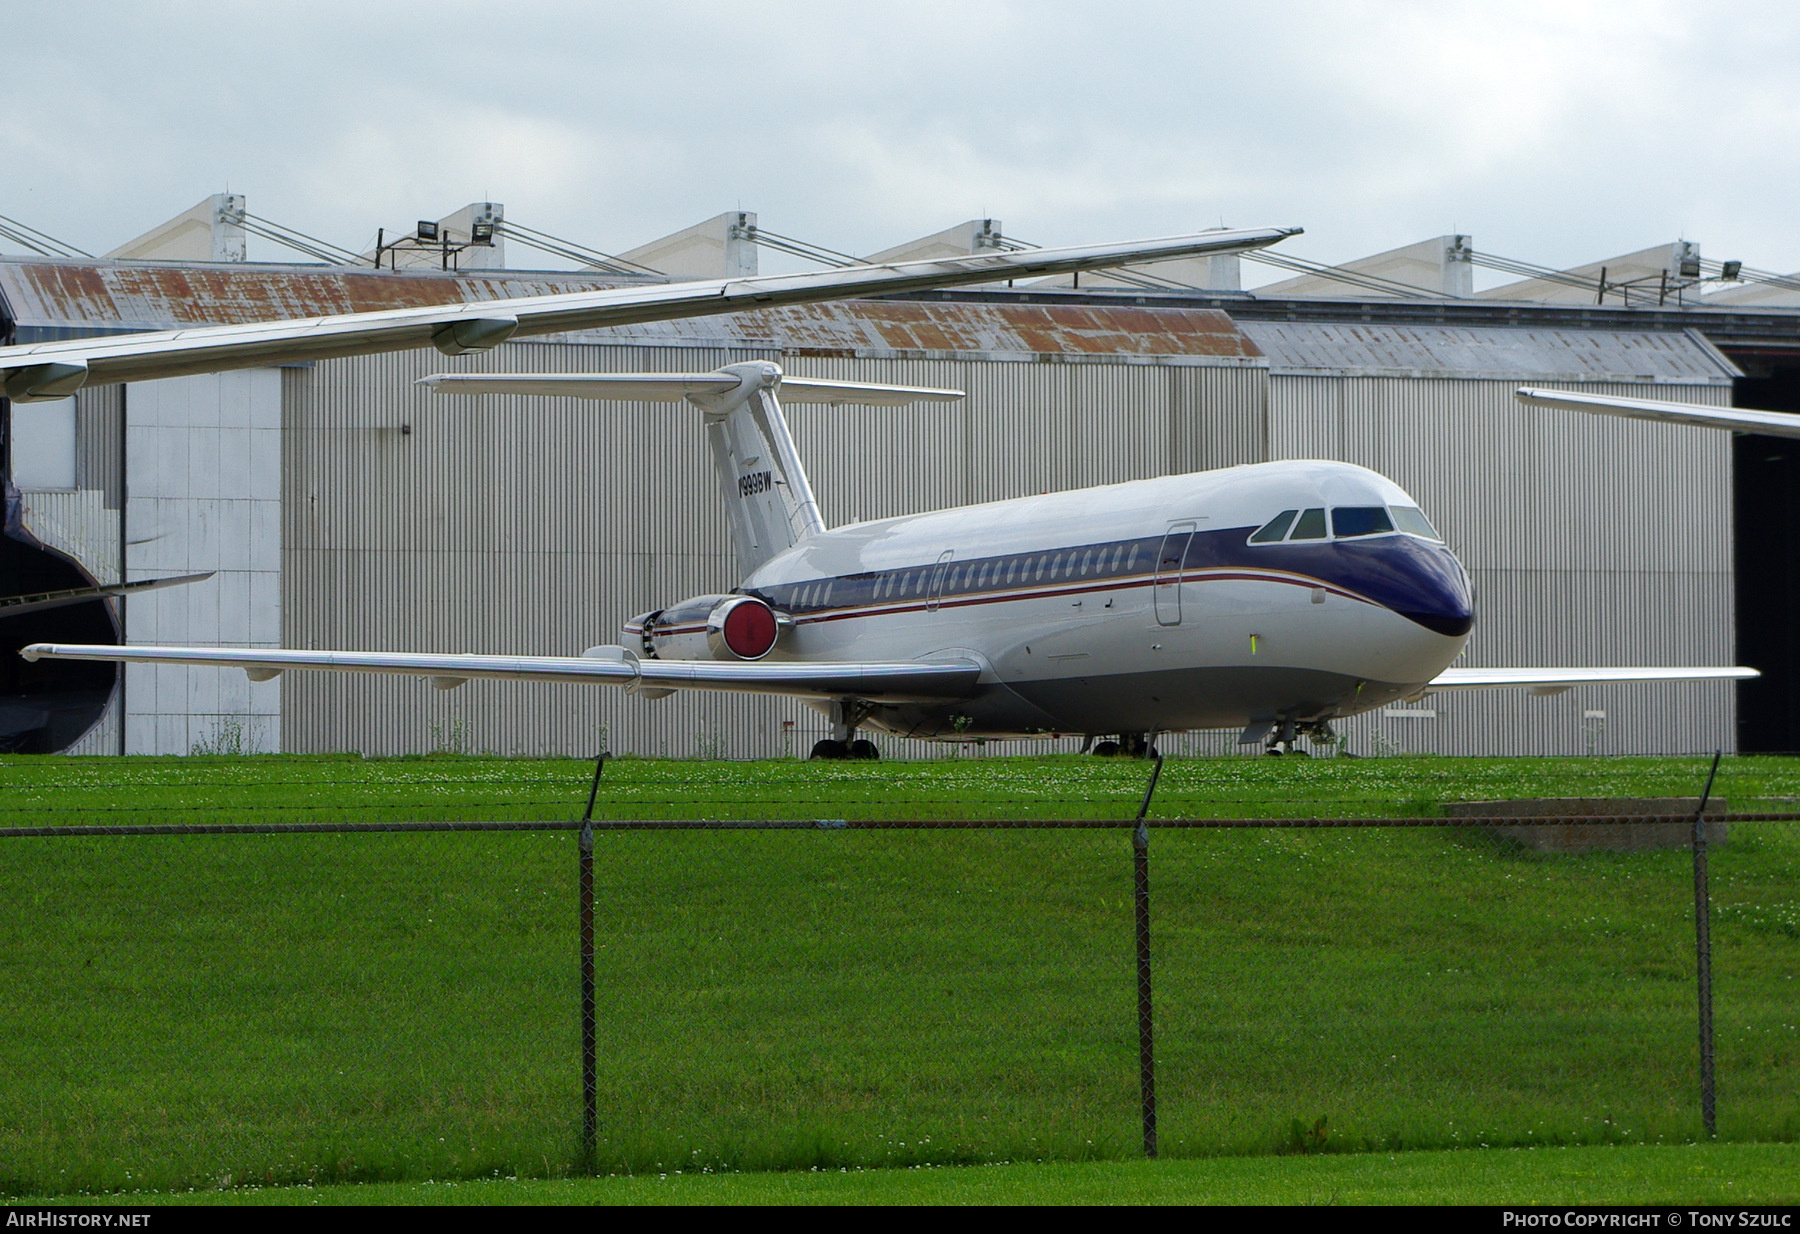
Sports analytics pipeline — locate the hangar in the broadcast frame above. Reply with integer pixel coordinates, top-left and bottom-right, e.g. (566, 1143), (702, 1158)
(3, 201), (1798, 757)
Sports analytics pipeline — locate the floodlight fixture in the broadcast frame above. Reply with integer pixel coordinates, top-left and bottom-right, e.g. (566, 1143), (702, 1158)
(1722, 260), (1743, 281)
(417, 220), (440, 242)
(1679, 255), (1701, 279)
(470, 221), (496, 245)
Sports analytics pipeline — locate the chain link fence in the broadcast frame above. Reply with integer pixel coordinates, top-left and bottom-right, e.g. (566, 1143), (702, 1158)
(0, 751), (1795, 1195)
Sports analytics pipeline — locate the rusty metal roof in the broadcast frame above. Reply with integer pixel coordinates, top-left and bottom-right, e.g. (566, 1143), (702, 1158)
(0, 257), (638, 333)
(0, 256), (1265, 362)
(570, 300), (1263, 362)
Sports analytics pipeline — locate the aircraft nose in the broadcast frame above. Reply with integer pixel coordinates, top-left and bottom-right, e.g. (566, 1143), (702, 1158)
(1392, 539), (1474, 637)
(1328, 535), (1474, 638)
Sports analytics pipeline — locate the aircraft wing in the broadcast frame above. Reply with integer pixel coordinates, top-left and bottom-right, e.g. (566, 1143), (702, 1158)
(1429, 665), (1758, 696)
(0, 572), (213, 618)
(1516, 387), (1800, 439)
(17, 642), (981, 703)
(0, 226), (1298, 400)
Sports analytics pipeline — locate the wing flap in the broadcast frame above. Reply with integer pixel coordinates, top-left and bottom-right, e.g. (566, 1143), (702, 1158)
(18, 643), (980, 703)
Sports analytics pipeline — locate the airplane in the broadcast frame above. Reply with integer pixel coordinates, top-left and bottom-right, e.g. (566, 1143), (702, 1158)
(3, 225), (1758, 758)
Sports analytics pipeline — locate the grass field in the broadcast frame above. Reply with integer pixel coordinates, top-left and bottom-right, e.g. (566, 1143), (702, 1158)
(28, 1143), (1800, 1206)
(0, 754), (1795, 1198)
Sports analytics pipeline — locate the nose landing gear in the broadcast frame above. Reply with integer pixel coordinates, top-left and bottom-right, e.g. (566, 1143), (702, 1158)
(1264, 719), (1337, 757)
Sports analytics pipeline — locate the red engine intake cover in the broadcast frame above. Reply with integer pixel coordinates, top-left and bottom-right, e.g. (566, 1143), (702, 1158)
(718, 598), (778, 660)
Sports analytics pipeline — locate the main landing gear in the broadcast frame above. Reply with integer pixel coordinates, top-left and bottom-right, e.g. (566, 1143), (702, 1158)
(811, 738), (880, 760)
(810, 700), (879, 760)
(1090, 733), (1158, 758)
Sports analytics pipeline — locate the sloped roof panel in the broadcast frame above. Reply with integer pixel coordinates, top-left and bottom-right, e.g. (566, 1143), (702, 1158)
(1239, 320), (1739, 383)
(0, 257), (1263, 362)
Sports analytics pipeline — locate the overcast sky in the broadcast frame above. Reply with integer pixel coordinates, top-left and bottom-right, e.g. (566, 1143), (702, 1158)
(5, 0), (1799, 284)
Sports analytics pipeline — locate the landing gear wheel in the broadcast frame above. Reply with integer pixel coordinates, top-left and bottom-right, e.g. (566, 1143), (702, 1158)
(848, 739), (880, 761)
(1092, 740), (1121, 757)
(810, 739), (850, 760)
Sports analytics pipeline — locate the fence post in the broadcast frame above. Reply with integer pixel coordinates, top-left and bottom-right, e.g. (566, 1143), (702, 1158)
(1133, 752), (1165, 1159)
(578, 752), (607, 1171)
(1693, 749), (1720, 1139)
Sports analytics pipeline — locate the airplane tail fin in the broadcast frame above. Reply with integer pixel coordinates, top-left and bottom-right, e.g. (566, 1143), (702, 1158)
(421, 363), (962, 574)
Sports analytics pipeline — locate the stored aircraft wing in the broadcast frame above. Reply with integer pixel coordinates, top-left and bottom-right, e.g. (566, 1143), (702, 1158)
(1515, 387), (1800, 438)
(0, 572), (214, 618)
(0, 226), (1298, 401)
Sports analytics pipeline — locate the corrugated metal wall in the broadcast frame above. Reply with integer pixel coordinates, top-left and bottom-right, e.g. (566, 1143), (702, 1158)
(281, 347), (1269, 757)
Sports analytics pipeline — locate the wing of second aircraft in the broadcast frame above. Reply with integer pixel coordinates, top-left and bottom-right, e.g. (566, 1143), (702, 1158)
(1516, 387), (1800, 438)
(0, 226), (1298, 399)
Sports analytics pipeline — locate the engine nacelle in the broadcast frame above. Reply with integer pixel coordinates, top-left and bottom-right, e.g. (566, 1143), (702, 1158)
(624, 594), (783, 661)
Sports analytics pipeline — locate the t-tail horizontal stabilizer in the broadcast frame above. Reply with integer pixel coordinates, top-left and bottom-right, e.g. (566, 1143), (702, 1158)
(419, 370), (964, 406)
(423, 361), (960, 575)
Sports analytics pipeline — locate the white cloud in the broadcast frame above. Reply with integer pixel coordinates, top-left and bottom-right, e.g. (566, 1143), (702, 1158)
(3, 0), (1799, 274)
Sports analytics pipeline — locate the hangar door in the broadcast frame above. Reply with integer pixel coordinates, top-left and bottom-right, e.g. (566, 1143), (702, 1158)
(1734, 364), (1800, 752)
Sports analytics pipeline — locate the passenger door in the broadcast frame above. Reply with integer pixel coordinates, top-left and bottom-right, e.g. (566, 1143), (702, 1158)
(1154, 522), (1196, 627)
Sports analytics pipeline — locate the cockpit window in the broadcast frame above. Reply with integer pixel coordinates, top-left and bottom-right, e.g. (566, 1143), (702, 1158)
(1249, 510), (1298, 543)
(1391, 506), (1442, 540)
(1331, 507), (1395, 538)
(1289, 508), (1329, 540)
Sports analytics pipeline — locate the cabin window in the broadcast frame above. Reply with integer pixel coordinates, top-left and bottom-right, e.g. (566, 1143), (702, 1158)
(1290, 508), (1328, 540)
(1080, 549), (1093, 577)
(823, 581), (835, 605)
(947, 567), (962, 592)
(1127, 544), (1140, 571)
(1391, 506), (1442, 540)
(1033, 556), (1046, 582)
(977, 562), (991, 588)
(1005, 558), (1018, 585)
(1250, 510), (1299, 544)
(1331, 507), (1395, 538)
(1111, 545), (1125, 573)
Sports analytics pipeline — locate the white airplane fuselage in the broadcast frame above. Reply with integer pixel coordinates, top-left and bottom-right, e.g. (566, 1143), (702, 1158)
(637, 458), (1474, 741)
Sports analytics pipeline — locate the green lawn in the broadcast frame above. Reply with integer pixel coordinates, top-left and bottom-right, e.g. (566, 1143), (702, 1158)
(0, 755), (1795, 1197)
(28, 1144), (1800, 1206)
